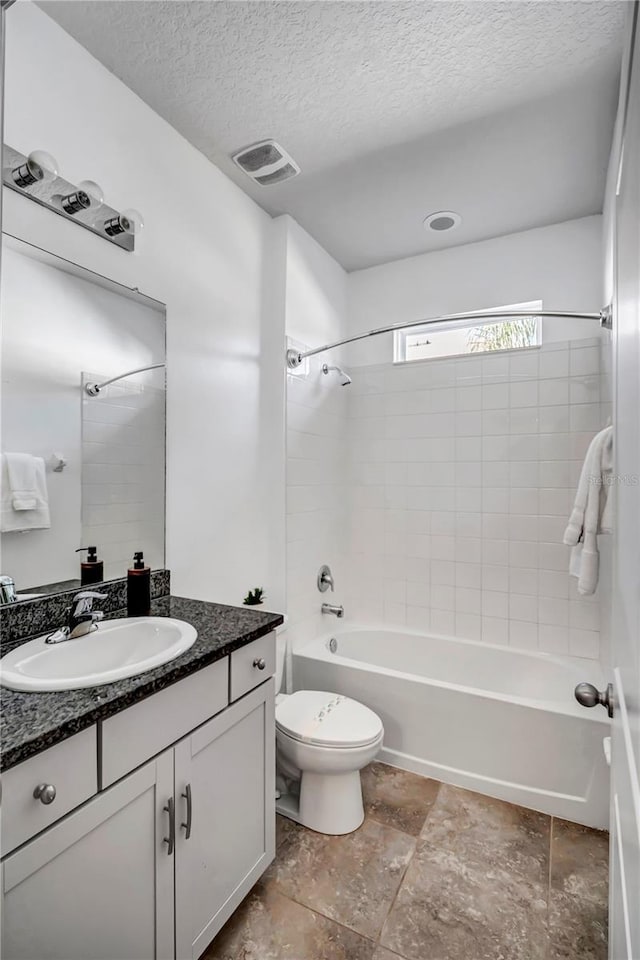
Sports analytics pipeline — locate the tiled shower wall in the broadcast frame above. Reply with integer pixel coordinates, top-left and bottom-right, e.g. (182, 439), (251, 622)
(82, 375), (165, 581)
(345, 336), (608, 660)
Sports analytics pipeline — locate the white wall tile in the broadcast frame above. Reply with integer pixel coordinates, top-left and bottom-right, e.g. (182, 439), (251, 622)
(482, 383), (510, 409)
(456, 562), (482, 588)
(430, 608), (455, 634)
(539, 569), (570, 598)
(482, 616), (509, 645)
(333, 336), (602, 659)
(510, 593), (538, 622)
(482, 590), (509, 618)
(510, 381), (538, 407)
(538, 379), (569, 406)
(509, 620), (538, 650)
(539, 349), (569, 379)
(482, 564), (509, 592)
(569, 628), (600, 659)
(430, 560), (455, 586)
(509, 566), (538, 596)
(538, 624), (569, 655)
(455, 612), (482, 640)
(455, 587), (482, 614)
(538, 596), (569, 626)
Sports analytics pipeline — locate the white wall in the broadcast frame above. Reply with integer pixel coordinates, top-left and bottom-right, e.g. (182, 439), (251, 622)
(2, 2), (285, 609)
(1, 243), (164, 589)
(282, 216), (349, 649)
(347, 216), (604, 366)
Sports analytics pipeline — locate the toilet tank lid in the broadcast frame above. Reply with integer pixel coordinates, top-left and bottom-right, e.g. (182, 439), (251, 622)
(276, 690), (383, 748)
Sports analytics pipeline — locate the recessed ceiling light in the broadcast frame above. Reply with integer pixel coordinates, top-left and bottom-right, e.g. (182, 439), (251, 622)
(423, 211), (462, 232)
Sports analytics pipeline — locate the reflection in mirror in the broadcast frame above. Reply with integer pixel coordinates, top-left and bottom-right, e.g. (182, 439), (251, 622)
(0, 236), (166, 595)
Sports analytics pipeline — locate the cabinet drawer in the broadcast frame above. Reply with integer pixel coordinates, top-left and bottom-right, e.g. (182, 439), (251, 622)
(230, 632), (276, 702)
(1, 727), (97, 855)
(100, 658), (228, 788)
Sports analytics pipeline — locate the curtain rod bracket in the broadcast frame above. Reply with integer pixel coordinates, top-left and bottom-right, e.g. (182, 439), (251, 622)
(286, 349), (303, 369)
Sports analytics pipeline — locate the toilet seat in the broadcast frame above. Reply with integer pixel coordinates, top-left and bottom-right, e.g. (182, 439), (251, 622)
(276, 690), (383, 749)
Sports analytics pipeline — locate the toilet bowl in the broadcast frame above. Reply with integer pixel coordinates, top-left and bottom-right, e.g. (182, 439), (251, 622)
(274, 626), (383, 835)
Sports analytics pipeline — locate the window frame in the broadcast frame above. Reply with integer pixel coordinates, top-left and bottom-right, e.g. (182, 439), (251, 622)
(393, 300), (543, 364)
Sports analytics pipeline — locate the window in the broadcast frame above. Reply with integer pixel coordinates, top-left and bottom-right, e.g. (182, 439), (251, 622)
(394, 301), (542, 363)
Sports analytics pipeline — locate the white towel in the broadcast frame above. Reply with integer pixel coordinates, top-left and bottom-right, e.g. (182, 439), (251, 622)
(6, 453), (38, 509)
(0, 454), (51, 532)
(563, 426), (613, 595)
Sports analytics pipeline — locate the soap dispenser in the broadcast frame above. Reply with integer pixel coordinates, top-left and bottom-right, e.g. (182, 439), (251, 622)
(76, 546), (104, 586)
(127, 551), (151, 616)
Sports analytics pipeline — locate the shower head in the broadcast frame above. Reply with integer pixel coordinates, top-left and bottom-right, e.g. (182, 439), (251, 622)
(322, 363), (352, 386)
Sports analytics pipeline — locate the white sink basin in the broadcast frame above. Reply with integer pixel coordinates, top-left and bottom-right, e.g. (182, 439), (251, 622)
(0, 617), (198, 692)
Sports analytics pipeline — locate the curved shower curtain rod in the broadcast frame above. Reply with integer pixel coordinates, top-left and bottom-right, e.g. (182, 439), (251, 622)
(285, 307), (611, 369)
(84, 362), (166, 397)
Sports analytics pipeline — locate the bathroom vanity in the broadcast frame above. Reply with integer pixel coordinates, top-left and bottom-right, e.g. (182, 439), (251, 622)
(0, 590), (281, 960)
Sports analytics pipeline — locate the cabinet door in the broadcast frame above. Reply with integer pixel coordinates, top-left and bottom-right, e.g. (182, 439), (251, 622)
(174, 678), (275, 960)
(2, 750), (175, 960)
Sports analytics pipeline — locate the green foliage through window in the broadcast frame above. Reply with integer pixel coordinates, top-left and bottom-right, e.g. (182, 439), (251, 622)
(466, 317), (538, 352)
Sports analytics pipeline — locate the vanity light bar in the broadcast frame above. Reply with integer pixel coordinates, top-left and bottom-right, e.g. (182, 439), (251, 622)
(2, 145), (144, 252)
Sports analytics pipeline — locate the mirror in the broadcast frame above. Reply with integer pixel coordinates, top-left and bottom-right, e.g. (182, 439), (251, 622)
(1, 235), (166, 596)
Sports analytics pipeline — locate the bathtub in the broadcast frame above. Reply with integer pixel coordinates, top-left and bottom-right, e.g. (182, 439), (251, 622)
(293, 627), (610, 829)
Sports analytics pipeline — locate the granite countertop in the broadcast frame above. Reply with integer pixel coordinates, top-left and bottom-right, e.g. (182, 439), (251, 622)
(0, 596), (283, 772)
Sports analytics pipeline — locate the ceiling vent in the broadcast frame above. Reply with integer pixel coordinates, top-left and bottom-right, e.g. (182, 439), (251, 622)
(232, 140), (300, 186)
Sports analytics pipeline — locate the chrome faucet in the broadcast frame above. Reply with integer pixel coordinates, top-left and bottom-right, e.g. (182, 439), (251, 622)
(45, 591), (107, 644)
(0, 575), (17, 605)
(322, 602), (344, 619)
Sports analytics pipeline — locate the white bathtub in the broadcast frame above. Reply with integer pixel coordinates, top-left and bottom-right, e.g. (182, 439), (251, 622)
(293, 627), (610, 829)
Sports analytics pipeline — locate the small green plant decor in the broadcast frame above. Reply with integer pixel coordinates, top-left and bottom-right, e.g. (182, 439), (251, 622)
(243, 587), (265, 606)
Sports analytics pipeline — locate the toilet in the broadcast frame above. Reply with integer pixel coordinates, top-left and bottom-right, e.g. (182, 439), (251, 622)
(275, 627), (383, 835)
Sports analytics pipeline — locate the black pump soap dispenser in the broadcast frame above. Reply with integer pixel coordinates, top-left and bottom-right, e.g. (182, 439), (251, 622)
(76, 546), (104, 586)
(127, 551), (151, 616)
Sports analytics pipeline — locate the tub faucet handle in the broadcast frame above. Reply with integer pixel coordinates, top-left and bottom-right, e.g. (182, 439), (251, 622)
(318, 565), (334, 593)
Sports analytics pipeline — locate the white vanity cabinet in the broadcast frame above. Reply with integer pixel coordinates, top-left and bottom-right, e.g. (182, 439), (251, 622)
(2, 750), (175, 960)
(1, 635), (276, 960)
(175, 679), (275, 959)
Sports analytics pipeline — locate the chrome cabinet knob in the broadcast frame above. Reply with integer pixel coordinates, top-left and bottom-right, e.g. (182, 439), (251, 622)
(253, 657), (266, 670)
(33, 783), (56, 805)
(575, 682), (614, 718)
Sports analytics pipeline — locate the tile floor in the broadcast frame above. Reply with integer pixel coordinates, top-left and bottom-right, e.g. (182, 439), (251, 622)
(205, 762), (609, 960)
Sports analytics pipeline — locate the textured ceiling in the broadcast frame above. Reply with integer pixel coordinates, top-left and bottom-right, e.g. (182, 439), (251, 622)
(37, 0), (627, 269)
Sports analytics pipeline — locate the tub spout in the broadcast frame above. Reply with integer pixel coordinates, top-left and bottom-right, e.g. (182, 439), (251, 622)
(322, 602), (344, 618)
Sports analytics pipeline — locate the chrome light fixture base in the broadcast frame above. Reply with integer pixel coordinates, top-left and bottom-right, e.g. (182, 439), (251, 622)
(2, 145), (136, 252)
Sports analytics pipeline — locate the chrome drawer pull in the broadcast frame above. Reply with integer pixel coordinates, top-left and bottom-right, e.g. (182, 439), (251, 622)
(33, 783), (56, 805)
(253, 657), (266, 670)
(181, 783), (193, 839)
(163, 797), (175, 855)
